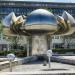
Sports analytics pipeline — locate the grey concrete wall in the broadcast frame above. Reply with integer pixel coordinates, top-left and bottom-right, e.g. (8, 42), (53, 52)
(51, 56), (75, 65)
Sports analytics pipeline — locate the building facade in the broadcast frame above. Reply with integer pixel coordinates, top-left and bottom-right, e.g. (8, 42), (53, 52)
(51, 35), (75, 49)
(0, 0), (75, 19)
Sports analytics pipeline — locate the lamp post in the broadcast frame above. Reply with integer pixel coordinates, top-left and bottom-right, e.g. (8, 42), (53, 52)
(7, 53), (15, 72)
(47, 50), (52, 69)
(27, 38), (29, 57)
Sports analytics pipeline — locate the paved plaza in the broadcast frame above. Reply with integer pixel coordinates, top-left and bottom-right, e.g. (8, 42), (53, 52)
(1, 56), (75, 75)
(1, 61), (75, 72)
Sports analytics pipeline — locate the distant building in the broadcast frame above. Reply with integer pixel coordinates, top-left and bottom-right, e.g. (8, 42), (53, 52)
(51, 35), (64, 49)
(51, 35), (75, 49)
(0, 34), (11, 50)
(0, 0), (75, 19)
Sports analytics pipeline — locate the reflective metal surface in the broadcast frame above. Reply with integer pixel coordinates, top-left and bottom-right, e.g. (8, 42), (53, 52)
(2, 9), (75, 36)
(25, 9), (57, 26)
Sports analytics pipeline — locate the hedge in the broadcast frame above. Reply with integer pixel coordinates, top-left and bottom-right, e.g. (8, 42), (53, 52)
(52, 48), (75, 54)
(0, 48), (75, 57)
(0, 50), (27, 57)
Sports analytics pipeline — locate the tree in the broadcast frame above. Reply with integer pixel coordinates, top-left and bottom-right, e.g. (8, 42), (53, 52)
(0, 20), (3, 33)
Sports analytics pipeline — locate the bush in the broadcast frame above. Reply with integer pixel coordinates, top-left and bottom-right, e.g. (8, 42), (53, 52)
(52, 48), (75, 54)
(15, 50), (27, 57)
(0, 48), (75, 57)
(0, 50), (27, 57)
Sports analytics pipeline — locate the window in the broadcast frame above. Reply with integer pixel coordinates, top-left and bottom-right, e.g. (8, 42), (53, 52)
(54, 36), (59, 39)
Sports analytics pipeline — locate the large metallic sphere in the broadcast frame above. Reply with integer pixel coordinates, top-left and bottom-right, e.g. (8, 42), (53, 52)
(23, 9), (57, 34)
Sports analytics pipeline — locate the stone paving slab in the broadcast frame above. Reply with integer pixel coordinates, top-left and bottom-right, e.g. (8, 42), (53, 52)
(0, 70), (75, 75)
(1, 62), (75, 72)
(1, 56), (75, 75)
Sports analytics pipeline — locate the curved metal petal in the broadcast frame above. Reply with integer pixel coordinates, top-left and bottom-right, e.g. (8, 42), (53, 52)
(2, 12), (17, 27)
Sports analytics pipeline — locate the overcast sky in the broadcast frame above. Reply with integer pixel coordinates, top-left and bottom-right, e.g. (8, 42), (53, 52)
(1, 0), (75, 3)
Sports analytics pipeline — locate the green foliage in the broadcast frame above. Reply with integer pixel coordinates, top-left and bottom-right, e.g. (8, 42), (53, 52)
(0, 20), (3, 33)
(0, 49), (75, 57)
(15, 50), (27, 57)
(0, 50), (27, 57)
(53, 48), (75, 54)
(49, 9), (53, 13)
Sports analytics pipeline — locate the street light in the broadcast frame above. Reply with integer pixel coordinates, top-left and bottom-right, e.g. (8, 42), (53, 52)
(47, 49), (52, 69)
(7, 53), (15, 72)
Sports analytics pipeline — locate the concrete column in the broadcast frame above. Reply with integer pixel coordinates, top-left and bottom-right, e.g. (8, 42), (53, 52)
(7, 44), (10, 51)
(32, 35), (48, 55)
(50, 38), (53, 49)
(27, 37), (29, 57)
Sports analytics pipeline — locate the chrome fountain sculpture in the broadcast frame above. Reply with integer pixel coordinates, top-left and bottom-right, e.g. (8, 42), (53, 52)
(2, 9), (75, 55)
